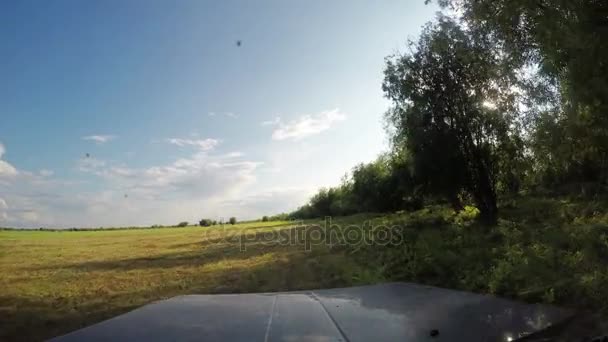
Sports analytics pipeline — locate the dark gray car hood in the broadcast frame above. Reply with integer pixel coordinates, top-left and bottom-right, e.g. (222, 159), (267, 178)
(50, 282), (572, 341)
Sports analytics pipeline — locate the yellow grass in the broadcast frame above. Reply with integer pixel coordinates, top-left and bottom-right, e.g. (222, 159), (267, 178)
(0, 221), (367, 341)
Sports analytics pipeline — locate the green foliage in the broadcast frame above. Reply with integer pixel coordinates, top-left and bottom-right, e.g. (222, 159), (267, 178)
(261, 216), (269, 222)
(436, 0), (608, 188)
(290, 153), (418, 219)
(350, 153), (417, 212)
(268, 213), (289, 221)
(342, 196), (608, 311)
(199, 219), (213, 227)
(176, 221), (188, 227)
(453, 205), (480, 225)
(229, 217), (237, 225)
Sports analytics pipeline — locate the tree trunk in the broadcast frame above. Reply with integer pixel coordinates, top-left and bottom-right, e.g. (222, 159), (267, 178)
(449, 194), (464, 212)
(472, 162), (498, 225)
(475, 190), (498, 225)
(460, 126), (498, 225)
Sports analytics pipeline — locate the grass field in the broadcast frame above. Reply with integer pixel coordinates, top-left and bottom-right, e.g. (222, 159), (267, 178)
(0, 220), (375, 341)
(2, 196), (608, 341)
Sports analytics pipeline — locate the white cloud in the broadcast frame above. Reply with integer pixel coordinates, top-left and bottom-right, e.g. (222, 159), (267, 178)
(223, 151), (244, 158)
(217, 187), (314, 218)
(135, 156), (260, 198)
(59, 147), (263, 226)
(261, 117), (281, 126)
(0, 166), (86, 227)
(208, 111), (238, 118)
(19, 210), (39, 223)
(82, 135), (116, 144)
(108, 167), (135, 177)
(0, 135), (323, 228)
(271, 109), (346, 141)
(166, 138), (219, 151)
(77, 157), (106, 173)
(0, 198), (7, 220)
(0, 142), (18, 177)
(39, 169), (54, 177)
(0, 161), (18, 177)
(0, 144), (265, 227)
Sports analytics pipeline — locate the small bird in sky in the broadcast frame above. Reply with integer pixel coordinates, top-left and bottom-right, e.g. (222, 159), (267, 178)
(236, 40), (242, 47)
(85, 153), (90, 158)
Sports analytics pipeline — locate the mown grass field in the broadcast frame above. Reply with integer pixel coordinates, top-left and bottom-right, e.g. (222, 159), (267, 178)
(2, 196), (608, 341)
(0, 220), (373, 341)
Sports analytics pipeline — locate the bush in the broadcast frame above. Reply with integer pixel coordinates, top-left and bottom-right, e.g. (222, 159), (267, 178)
(177, 221), (188, 227)
(270, 213), (289, 221)
(199, 219), (212, 227)
(229, 217), (237, 225)
(262, 216), (269, 222)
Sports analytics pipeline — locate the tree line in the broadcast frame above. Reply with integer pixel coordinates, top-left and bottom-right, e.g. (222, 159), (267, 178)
(290, 0), (608, 224)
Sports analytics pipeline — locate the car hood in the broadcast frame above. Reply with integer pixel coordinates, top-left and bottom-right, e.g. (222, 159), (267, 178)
(50, 282), (573, 342)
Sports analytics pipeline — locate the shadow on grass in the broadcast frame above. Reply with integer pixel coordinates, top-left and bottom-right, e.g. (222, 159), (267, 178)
(30, 226), (319, 273)
(3, 229), (361, 341)
(0, 295), (141, 342)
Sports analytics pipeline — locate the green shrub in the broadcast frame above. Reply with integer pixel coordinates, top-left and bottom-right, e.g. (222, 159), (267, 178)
(336, 196), (608, 312)
(453, 205), (480, 225)
(176, 221), (188, 227)
(199, 219), (212, 227)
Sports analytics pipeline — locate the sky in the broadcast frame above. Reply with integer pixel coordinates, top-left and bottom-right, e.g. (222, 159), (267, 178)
(0, 0), (438, 228)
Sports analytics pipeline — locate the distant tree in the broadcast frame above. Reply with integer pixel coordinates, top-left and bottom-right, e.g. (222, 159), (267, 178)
(212, 220), (218, 225)
(289, 152), (418, 219)
(261, 216), (269, 222)
(177, 221), (188, 227)
(229, 217), (237, 225)
(269, 213), (289, 221)
(308, 188), (332, 217)
(199, 219), (212, 227)
(349, 154), (416, 213)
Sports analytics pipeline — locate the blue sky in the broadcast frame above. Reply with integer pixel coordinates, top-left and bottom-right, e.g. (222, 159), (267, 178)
(0, 0), (437, 227)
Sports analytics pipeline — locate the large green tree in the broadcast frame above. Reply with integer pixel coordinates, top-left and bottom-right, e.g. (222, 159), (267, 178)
(437, 0), (608, 186)
(383, 18), (520, 223)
